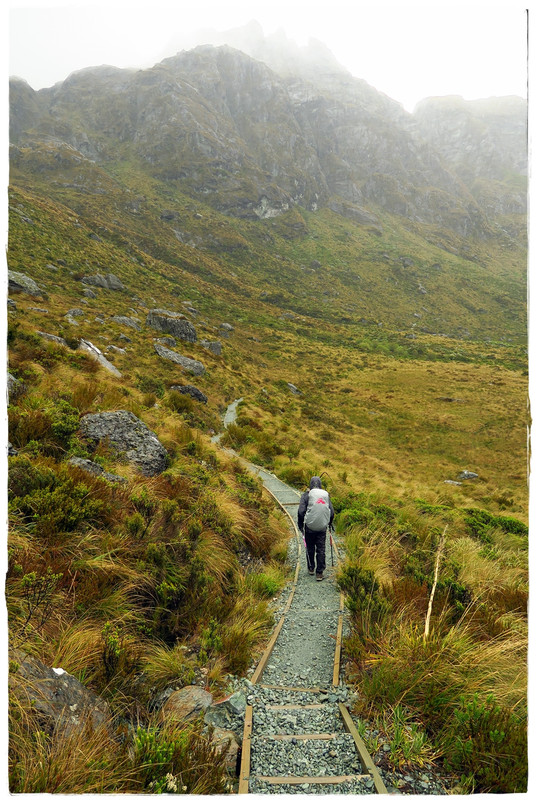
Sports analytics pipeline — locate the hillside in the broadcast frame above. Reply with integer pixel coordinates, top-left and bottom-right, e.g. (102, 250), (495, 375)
(7, 30), (528, 795)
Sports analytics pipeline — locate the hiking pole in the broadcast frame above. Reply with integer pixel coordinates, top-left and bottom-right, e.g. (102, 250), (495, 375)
(301, 530), (313, 571)
(329, 524), (334, 566)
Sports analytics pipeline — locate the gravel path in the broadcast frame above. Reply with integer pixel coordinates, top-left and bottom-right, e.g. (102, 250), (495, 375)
(216, 404), (452, 795)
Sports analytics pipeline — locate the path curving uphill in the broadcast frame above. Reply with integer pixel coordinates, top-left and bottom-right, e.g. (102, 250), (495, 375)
(215, 402), (388, 794)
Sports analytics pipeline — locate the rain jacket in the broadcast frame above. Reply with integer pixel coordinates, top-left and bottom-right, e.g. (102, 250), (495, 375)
(298, 476), (334, 533)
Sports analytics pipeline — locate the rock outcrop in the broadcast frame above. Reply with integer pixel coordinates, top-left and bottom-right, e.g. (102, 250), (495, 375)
(79, 410), (168, 475)
(81, 273), (126, 291)
(8, 270), (45, 297)
(78, 339), (122, 377)
(154, 342), (206, 376)
(11, 651), (113, 736)
(171, 385), (208, 403)
(146, 309), (197, 342)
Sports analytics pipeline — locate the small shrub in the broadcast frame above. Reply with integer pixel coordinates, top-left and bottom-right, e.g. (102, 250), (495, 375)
(442, 692), (527, 793)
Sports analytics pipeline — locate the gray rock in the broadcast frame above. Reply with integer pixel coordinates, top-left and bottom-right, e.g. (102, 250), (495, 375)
(11, 650), (113, 737)
(171, 385), (208, 404)
(81, 273), (126, 291)
(78, 339), (122, 377)
(79, 410), (168, 476)
(201, 339), (222, 356)
(287, 383), (302, 395)
(111, 315), (142, 331)
(146, 309), (197, 342)
(83, 288), (97, 299)
(161, 686), (213, 723)
(68, 456), (127, 483)
(157, 336), (177, 347)
(154, 342), (205, 376)
(67, 308), (85, 317)
(458, 470), (479, 480)
(7, 373), (25, 403)
(8, 270), (45, 297)
(36, 331), (68, 347)
(204, 691), (247, 730)
(220, 322), (234, 332)
(106, 345), (127, 355)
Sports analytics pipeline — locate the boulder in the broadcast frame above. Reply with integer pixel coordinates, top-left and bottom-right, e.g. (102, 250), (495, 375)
(37, 331), (68, 347)
(161, 686), (213, 723)
(111, 315), (142, 331)
(171, 385), (208, 404)
(211, 727), (240, 776)
(68, 456), (127, 484)
(458, 470), (479, 480)
(81, 273), (126, 291)
(78, 339), (122, 377)
(201, 339), (222, 356)
(83, 288), (98, 299)
(154, 342), (206, 376)
(8, 270), (45, 297)
(7, 372), (26, 403)
(287, 383), (302, 395)
(79, 410), (168, 476)
(146, 309), (197, 342)
(10, 651), (113, 736)
(204, 691), (247, 732)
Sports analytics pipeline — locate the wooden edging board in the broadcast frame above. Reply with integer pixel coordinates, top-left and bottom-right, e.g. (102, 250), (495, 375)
(238, 704), (253, 794)
(338, 702), (389, 794)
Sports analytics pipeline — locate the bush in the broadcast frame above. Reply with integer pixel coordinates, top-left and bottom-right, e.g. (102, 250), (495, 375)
(442, 693), (527, 793)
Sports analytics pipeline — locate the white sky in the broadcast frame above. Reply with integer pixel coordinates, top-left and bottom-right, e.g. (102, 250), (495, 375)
(6, 1), (529, 113)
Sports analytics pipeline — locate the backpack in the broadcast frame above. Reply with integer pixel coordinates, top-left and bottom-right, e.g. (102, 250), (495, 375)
(304, 487), (331, 531)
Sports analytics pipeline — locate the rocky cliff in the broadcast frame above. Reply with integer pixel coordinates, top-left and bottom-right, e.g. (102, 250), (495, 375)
(9, 35), (526, 238)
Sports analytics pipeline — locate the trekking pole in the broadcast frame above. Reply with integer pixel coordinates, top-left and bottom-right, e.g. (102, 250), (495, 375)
(302, 531), (313, 571)
(329, 524), (334, 566)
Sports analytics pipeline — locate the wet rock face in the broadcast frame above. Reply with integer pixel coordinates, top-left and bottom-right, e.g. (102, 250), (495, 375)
(146, 309), (197, 342)
(80, 410), (168, 475)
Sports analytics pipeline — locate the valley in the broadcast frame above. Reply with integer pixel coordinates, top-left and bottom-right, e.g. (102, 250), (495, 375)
(6, 33), (528, 794)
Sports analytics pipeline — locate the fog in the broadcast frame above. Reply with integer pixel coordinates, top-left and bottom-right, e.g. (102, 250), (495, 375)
(8, 1), (528, 113)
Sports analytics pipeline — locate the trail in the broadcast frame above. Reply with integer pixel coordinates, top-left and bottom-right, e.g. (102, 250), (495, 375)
(214, 400), (451, 795)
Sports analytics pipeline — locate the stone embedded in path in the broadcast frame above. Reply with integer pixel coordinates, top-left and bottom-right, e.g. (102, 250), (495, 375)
(146, 309), (197, 342)
(8, 270), (45, 297)
(154, 342), (205, 375)
(80, 409), (168, 476)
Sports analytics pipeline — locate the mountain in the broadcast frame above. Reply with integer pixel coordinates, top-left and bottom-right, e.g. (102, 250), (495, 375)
(9, 35), (526, 239)
(7, 28), (528, 795)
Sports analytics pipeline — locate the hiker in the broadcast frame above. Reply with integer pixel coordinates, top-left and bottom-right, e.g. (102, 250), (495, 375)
(298, 476), (334, 581)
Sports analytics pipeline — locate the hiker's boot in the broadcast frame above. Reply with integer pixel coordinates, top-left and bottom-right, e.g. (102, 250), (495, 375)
(316, 572), (324, 581)
(308, 568), (315, 575)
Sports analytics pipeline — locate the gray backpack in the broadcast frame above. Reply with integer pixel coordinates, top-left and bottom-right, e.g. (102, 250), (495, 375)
(304, 487), (331, 531)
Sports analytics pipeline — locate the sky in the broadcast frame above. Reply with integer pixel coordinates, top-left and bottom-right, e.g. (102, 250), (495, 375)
(6, 1), (529, 113)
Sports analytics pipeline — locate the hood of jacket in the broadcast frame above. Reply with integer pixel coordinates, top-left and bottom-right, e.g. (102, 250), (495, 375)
(309, 476), (322, 489)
